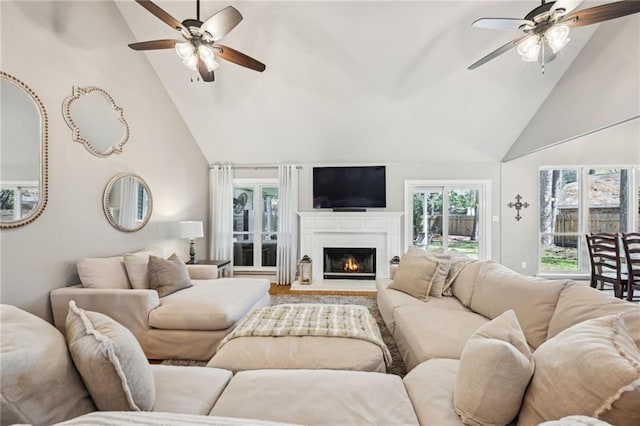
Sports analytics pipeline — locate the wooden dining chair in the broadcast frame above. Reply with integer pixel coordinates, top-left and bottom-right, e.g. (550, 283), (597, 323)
(585, 233), (627, 299)
(621, 232), (640, 301)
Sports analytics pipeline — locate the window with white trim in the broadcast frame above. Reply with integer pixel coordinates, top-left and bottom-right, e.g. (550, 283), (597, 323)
(538, 166), (638, 275)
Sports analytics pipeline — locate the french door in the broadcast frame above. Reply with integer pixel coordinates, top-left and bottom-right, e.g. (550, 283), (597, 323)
(404, 180), (491, 259)
(232, 179), (279, 271)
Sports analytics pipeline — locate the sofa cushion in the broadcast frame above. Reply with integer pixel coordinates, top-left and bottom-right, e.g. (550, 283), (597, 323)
(517, 314), (640, 426)
(547, 282), (640, 347)
(0, 305), (95, 425)
(451, 260), (484, 307)
(469, 261), (567, 349)
(210, 369), (419, 425)
(150, 365), (232, 415)
(66, 301), (155, 411)
(148, 254), (193, 297)
(124, 249), (164, 289)
(393, 305), (489, 371)
(388, 253), (437, 301)
(403, 359), (463, 426)
(77, 255), (130, 289)
(51, 412), (299, 425)
(149, 278), (271, 330)
(454, 310), (534, 426)
(406, 246), (452, 297)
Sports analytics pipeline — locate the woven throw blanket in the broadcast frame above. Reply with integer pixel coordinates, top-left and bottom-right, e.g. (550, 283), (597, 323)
(218, 303), (392, 366)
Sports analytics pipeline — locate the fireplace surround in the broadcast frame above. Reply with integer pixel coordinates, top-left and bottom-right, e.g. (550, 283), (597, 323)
(298, 212), (403, 283)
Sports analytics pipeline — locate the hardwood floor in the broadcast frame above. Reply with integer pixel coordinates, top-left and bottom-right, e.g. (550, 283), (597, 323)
(269, 283), (376, 297)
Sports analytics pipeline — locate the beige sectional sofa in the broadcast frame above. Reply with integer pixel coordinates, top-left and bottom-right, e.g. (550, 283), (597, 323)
(0, 303), (420, 426)
(3, 254), (639, 425)
(50, 250), (271, 361)
(377, 258), (640, 425)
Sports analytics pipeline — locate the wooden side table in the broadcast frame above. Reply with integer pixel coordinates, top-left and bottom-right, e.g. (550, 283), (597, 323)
(194, 259), (231, 278)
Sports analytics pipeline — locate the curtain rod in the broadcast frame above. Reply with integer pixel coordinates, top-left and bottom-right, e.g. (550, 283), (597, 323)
(209, 163), (301, 170)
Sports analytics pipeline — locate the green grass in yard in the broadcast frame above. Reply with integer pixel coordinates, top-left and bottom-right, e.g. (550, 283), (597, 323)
(540, 246), (578, 271)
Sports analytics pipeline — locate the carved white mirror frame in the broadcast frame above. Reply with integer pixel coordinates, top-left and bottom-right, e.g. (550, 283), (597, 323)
(62, 86), (130, 157)
(0, 71), (49, 229)
(103, 173), (153, 232)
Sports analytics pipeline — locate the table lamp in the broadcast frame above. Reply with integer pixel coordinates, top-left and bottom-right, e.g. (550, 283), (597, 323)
(179, 221), (204, 264)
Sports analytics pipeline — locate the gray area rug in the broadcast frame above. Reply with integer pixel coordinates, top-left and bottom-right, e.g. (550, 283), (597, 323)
(163, 294), (407, 377)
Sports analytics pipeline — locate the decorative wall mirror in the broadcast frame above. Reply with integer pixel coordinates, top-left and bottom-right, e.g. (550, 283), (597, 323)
(0, 71), (49, 229)
(63, 86), (129, 157)
(103, 174), (153, 232)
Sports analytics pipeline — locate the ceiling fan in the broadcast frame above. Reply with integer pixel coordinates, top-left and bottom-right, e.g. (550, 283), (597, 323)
(128, 0), (265, 82)
(468, 0), (640, 72)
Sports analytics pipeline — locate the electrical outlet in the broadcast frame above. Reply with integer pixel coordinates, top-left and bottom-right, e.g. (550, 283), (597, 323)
(521, 261), (527, 269)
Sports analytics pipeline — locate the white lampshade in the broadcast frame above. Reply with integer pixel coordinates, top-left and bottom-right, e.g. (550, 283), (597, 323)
(179, 221), (204, 239)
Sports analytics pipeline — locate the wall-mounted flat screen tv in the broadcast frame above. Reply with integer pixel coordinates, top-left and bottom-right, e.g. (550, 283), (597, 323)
(313, 166), (386, 209)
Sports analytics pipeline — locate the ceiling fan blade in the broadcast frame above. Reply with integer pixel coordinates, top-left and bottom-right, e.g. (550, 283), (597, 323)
(468, 35), (528, 70)
(562, 1), (640, 28)
(128, 39), (179, 51)
(216, 45), (266, 72)
(472, 18), (533, 30)
(551, 0), (586, 16)
(201, 6), (243, 41)
(197, 57), (215, 82)
(135, 0), (188, 33)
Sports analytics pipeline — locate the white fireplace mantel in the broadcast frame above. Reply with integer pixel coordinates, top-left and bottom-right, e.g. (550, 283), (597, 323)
(298, 211), (404, 282)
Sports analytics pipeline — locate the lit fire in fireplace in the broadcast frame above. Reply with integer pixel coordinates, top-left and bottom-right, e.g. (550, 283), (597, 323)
(343, 257), (360, 272)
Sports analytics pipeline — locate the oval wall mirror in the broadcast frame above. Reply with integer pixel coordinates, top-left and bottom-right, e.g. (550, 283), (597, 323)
(103, 174), (153, 232)
(63, 86), (129, 157)
(0, 71), (49, 229)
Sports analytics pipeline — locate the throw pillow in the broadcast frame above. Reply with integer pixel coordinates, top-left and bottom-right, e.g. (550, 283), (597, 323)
(77, 256), (130, 289)
(405, 249), (451, 298)
(124, 249), (164, 289)
(388, 253), (438, 301)
(517, 314), (640, 426)
(65, 301), (155, 411)
(454, 310), (534, 426)
(442, 250), (474, 296)
(148, 253), (192, 297)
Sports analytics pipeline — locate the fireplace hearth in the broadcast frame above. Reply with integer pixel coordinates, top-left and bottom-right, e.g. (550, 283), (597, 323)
(323, 247), (376, 280)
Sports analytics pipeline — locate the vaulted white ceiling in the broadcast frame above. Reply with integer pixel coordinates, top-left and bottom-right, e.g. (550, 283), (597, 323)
(115, 1), (629, 164)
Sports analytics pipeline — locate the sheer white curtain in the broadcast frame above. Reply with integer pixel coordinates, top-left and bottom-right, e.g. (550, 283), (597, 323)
(276, 165), (299, 285)
(118, 176), (138, 229)
(209, 164), (234, 270)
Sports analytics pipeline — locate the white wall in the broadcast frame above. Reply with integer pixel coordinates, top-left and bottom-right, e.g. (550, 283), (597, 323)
(501, 119), (640, 276)
(0, 1), (209, 321)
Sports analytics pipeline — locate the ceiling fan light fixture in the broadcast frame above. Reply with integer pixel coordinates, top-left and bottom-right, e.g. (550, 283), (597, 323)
(198, 45), (220, 71)
(182, 54), (199, 72)
(546, 25), (571, 53)
(517, 35), (541, 62)
(175, 42), (195, 60)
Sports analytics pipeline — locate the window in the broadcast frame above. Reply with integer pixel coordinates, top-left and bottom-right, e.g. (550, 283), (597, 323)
(538, 166), (638, 275)
(404, 180), (491, 259)
(233, 179), (278, 270)
(0, 181), (39, 221)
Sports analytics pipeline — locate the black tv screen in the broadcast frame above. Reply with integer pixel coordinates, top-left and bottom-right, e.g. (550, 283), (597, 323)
(313, 166), (386, 209)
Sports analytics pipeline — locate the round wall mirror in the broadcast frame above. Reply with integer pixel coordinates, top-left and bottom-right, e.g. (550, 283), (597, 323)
(103, 174), (153, 232)
(0, 71), (49, 229)
(63, 86), (129, 157)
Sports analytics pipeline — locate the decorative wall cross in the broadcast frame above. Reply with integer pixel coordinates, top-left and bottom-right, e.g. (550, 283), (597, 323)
(507, 194), (529, 221)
